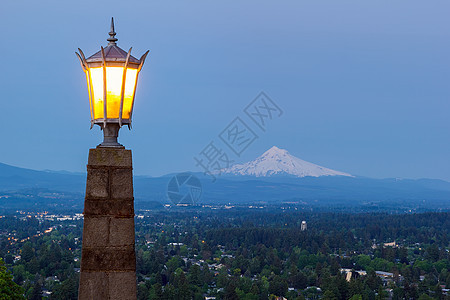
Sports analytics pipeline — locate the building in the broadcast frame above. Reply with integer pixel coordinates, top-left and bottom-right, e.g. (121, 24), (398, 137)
(340, 269), (367, 282)
(301, 220), (307, 231)
(384, 241), (396, 247)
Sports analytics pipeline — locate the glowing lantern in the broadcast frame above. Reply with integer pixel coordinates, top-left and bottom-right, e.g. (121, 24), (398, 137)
(76, 18), (149, 147)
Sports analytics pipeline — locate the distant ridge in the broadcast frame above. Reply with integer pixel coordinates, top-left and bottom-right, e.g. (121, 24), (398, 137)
(0, 159), (450, 211)
(221, 146), (352, 178)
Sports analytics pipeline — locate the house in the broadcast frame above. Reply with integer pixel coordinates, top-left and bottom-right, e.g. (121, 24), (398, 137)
(384, 241), (396, 248)
(340, 268), (367, 282)
(375, 271), (394, 278)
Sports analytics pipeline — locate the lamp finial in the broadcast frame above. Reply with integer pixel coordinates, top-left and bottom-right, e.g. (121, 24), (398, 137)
(107, 17), (118, 45)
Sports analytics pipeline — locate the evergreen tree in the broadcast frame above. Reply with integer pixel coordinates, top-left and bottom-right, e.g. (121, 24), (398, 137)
(0, 258), (25, 299)
(268, 275), (288, 297)
(29, 275), (42, 300)
(224, 280), (239, 300)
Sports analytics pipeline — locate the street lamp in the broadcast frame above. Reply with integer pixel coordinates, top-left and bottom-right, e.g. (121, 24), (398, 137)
(76, 17), (149, 147)
(76, 18), (148, 300)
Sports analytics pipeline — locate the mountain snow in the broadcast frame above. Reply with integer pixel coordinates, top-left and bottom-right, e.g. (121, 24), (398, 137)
(221, 146), (352, 178)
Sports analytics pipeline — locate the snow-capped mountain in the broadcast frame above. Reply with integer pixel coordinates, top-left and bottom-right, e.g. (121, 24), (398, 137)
(221, 146), (352, 178)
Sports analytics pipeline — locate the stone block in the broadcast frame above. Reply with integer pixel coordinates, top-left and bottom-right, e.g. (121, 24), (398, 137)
(80, 148), (136, 299)
(111, 169), (133, 199)
(109, 217), (135, 246)
(84, 199), (134, 217)
(109, 271), (137, 300)
(85, 168), (109, 199)
(82, 217), (109, 247)
(81, 247), (136, 271)
(88, 148), (132, 167)
(78, 271), (109, 300)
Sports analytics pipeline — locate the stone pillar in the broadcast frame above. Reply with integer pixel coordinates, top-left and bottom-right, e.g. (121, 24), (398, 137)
(78, 148), (136, 300)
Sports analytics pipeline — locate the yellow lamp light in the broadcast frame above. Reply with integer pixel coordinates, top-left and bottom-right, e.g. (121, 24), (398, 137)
(88, 66), (138, 121)
(76, 18), (149, 147)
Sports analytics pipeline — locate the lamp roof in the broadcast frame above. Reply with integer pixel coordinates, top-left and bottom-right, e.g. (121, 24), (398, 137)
(85, 18), (140, 65)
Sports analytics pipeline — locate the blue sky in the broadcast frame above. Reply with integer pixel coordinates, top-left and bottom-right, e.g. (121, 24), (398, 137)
(0, 1), (449, 180)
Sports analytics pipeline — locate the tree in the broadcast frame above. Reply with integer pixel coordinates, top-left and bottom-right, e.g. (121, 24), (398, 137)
(188, 264), (201, 286)
(137, 283), (148, 300)
(50, 274), (78, 300)
(174, 271), (190, 300)
(292, 271), (308, 289)
(0, 258), (25, 299)
(333, 275), (349, 300)
(29, 275), (42, 300)
(224, 280), (239, 300)
(323, 290), (338, 300)
(425, 244), (439, 262)
(21, 242), (34, 263)
(268, 275), (288, 297)
(148, 283), (163, 300)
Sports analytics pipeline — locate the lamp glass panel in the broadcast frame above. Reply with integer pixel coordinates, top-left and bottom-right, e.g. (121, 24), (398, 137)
(105, 67), (123, 118)
(89, 67), (105, 119)
(122, 68), (138, 119)
(88, 67), (138, 120)
(84, 70), (93, 119)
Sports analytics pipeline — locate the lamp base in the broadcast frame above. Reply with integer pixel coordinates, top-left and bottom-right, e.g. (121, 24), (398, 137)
(97, 123), (125, 148)
(78, 148), (136, 299)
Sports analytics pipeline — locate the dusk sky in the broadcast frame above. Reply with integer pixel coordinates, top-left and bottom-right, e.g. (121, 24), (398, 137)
(1, 1), (449, 180)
